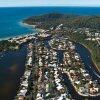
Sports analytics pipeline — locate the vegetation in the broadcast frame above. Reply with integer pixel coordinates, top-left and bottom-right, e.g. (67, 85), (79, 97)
(62, 31), (100, 70)
(0, 40), (19, 52)
(23, 13), (100, 30)
(24, 13), (100, 70)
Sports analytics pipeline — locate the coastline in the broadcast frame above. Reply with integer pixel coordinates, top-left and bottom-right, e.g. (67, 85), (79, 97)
(23, 22), (46, 33)
(0, 8), (100, 100)
(0, 20), (99, 98)
(0, 21), (37, 41)
(0, 32), (37, 41)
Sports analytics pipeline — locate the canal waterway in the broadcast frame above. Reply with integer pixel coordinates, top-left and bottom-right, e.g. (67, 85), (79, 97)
(0, 38), (100, 100)
(44, 38), (100, 100)
(75, 43), (100, 83)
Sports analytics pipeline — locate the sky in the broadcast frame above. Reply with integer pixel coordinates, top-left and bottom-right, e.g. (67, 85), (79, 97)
(0, 0), (100, 7)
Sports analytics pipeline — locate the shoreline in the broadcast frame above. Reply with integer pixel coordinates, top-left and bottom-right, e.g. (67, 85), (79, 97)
(65, 72), (100, 97)
(0, 21), (100, 98)
(77, 42), (100, 72)
(62, 40), (100, 97)
(0, 21), (38, 41)
(0, 32), (37, 41)
(0, 21), (47, 41)
(44, 37), (100, 97)
(23, 22), (46, 33)
(69, 39), (100, 72)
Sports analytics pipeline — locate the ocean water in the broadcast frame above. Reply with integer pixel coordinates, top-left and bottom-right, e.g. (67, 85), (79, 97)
(0, 7), (100, 100)
(0, 7), (100, 39)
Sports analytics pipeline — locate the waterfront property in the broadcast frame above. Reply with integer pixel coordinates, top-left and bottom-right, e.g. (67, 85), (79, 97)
(51, 37), (100, 96)
(15, 35), (74, 100)
(15, 43), (34, 100)
(14, 34), (100, 100)
(1, 7), (100, 100)
(8, 33), (36, 44)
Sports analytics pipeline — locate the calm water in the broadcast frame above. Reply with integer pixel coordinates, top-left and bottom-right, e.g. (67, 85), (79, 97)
(0, 7), (100, 39)
(0, 7), (100, 100)
(44, 38), (100, 99)
(0, 45), (27, 100)
(75, 43), (100, 80)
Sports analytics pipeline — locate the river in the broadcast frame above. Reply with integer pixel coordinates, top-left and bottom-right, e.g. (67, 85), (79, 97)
(0, 45), (27, 100)
(75, 43), (100, 82)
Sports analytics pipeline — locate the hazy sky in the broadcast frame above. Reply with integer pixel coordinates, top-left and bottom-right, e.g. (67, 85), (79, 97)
(0, 0), (100, 7)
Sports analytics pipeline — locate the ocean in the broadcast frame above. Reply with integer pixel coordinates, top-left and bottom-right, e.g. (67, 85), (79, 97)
(0, 7), (100, 39)
(0, 7), (100, 100)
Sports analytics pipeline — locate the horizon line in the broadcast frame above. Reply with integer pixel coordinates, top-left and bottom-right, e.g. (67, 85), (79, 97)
(0, 5), (100, 8)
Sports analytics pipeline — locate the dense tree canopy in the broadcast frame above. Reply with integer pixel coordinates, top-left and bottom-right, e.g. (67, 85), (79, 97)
(23, 13), (100, 30)
(0, 40), (19, 51)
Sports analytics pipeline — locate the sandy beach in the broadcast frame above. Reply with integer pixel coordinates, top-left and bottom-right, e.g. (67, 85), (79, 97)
(23, 22), (46, 33)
